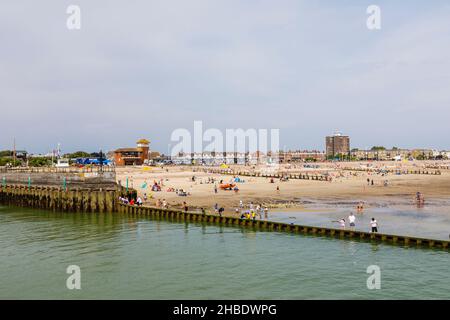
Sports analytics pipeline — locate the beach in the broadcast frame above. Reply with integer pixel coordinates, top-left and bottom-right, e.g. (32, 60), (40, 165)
(116, 161), (450, 213)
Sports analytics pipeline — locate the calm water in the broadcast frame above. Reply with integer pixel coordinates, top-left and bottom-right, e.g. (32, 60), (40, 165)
(0, 205), (449, 299)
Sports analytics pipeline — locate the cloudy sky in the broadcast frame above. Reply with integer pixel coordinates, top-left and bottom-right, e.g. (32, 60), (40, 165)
(1, 1), (450, 154)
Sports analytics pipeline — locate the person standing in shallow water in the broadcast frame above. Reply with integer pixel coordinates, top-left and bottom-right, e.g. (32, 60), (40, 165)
(370, 218), (378, 233)
(348, 212), (356, 228)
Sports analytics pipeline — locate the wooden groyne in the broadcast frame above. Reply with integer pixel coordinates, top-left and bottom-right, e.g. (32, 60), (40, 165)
(193, 167), (331, 181)
(425, 165), (450, 171)
(342, 167), (441, 175)
(0, 184), (117, 213)
(118, 203), (449, 251)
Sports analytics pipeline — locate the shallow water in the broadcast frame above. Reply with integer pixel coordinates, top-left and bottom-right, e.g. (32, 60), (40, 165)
(0, 206), (449, 299)
(271, 201), (450, 240)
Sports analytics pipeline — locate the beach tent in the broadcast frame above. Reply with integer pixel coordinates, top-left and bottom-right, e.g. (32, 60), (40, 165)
(220, 164), (229, 168)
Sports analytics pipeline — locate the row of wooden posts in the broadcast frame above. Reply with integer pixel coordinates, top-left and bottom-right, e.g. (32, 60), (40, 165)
(342, 167), (441, 175)
(119, 203), (449, 250)
(194, 168), (331, 181)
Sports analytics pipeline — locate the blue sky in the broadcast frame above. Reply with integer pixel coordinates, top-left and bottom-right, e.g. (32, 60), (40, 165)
(1, 1), (450, 153)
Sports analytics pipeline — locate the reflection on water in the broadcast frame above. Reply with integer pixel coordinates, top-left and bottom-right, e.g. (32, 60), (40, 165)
(0, 205), (449, 299)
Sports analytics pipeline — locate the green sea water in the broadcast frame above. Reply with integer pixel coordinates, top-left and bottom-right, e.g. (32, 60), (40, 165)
(0, 206), (449, 299)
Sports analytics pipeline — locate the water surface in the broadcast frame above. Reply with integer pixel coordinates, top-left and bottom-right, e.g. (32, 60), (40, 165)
(0, 206), (449, 299)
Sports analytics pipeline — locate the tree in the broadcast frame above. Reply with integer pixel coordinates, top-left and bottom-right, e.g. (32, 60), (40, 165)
(371, 146), (386, 151)
(28, 157), (53, 167)
(64, 151), (91, 159)
(0, 150), (12, 157)
(0, 157), (21, 167)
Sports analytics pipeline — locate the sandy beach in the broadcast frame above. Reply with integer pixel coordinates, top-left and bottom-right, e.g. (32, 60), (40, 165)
(116, 161), (450, 215)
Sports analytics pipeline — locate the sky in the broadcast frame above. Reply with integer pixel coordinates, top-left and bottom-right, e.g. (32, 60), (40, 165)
(1, 0), (450, 154)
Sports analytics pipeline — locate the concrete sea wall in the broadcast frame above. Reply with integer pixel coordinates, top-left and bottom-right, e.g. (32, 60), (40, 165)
(0, 167), (117, 189)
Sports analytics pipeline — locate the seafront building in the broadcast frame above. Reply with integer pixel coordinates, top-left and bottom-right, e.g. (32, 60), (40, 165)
(168, 150), (325, 165)
(278, 150), (326, 162)
(350, 148), (439, 161)
(325, 132), (350, 158)
(170, 151), (263, 165)
(113, 139), (150, 166)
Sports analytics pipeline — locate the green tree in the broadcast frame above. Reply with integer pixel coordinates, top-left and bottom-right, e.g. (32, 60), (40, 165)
(28, 157), (52, 167)
(0, 150), (12, 157)
(0, 157), (21, 167)
(64, 151), (91, 159)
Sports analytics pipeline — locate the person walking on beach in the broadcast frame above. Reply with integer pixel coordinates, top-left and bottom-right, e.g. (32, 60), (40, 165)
(214, 203), (219, 214)
(239, 200), (243, 209)
(348, 212), (356, 228)
(370, 218), (378, 233)
(367, 178), (370, 185)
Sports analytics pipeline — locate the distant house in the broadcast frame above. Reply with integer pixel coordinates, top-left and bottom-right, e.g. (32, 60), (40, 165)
(113, 139), (150, 166)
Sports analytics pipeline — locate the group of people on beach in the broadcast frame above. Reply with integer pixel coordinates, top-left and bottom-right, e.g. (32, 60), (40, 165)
(334, 212), (378, 233)
(118, 196), (143, 206)
(237, 201), (269, 221)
